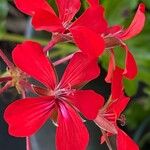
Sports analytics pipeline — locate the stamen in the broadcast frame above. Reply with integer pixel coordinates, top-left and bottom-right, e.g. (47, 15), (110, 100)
(54, 85), (76, 99)
(62, 9), (73, 29)
(118, 114), (126, 126)
(102, 112), (116, 123)
(52, 120), (58, 127)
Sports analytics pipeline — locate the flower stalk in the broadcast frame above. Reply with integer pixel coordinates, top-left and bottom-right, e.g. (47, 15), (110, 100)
(53, 53), (74, 66)
(0, 49), (14, 69)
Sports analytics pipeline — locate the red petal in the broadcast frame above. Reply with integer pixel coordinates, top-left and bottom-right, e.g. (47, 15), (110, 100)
(105, 49), (115, 83)
(114, 95), (130, 117)
(105, 25), (122, 35)
(119, 3), (145, 40)
(122, 45), (138, 79)
(14, 0), (54, 16)
(56, 103), (89, 150)
(59, 52), (100, 88)
(111, 67), (124, 100)
(71, 6), (107, 34)
(117, 128), (139, 150)
(68, 90), (104, 120)
(12, 41), (57, 89)
(87, 0), (99, 6)
(70, 27), (105, 58)
(32, 9), (65, 33)
(56, 0), (81, 23)
(108, 94), (130, 118)
(4, 97), (54, 137)
(95, 115), (117, 134)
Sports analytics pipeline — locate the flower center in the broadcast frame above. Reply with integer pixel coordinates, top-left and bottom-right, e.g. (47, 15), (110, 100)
(54, 87), (76, 99)
(9, 67), (27, 93)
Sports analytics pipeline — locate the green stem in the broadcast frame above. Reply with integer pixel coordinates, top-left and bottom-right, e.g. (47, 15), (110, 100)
(0, 33), (76, 59)
(0, 33), (49, 45)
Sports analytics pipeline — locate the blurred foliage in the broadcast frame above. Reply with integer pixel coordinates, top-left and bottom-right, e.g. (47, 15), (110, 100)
(0, 0), (150, 148)
(0, 0), (8, 37)
(126, 97), (150, 129)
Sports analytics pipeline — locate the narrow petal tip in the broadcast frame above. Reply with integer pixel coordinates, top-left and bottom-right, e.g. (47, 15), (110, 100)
(139, 3), (145, 13)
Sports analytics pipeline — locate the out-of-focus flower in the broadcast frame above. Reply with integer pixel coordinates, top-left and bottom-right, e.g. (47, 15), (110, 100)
(0, 49), (28, 95)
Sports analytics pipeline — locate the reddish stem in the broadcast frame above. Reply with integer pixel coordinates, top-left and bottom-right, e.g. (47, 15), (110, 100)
(26, 136), (31, 150)
(101, 129), (113, 150)
(0, 77), (12, 83)
(21, 86), (31, 150)
(0, 81), (12, 94)
(0, 49), (14, 69)
(53, 53), (74, 66)
(43, 35), (62, 52)
(21, 89), (26, 99)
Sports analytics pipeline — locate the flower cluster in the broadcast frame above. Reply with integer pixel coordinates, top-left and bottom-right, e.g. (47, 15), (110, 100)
(0, 0), (145, 150)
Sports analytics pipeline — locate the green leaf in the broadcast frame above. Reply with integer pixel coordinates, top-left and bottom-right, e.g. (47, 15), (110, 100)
(124, 78), (138, 96)
(102, 0), (139, 25)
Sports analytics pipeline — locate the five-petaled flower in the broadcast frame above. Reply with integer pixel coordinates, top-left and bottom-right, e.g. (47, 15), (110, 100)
(4, 41), (104, 150)
(14, 0), (107, 57)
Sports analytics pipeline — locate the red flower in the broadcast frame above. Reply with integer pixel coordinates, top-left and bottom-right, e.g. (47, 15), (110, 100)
(96, 93), (139, 150)
(14, 0), (107, 57)
(0, 49), (28, 95)
(104, 3), (145, 80)
(95, 67), (139, 150)
(4, 41), (104, 150)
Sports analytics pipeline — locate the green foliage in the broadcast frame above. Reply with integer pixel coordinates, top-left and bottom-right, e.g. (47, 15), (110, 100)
(126, 97), (150, 129)
(0, 0), (8, 37)
(102, 0), (138, 25)
(124, 78), (139, 96)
